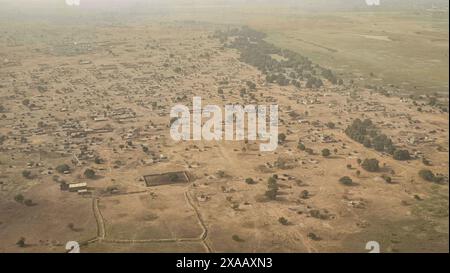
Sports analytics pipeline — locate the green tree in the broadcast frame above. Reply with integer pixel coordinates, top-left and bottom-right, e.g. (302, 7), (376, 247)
(84, 169), (96, 179)
(245, 178), (256, 185)
(298, 143), (306, 151)
(22, 170), (32, 179)
(14, 194), (24, 203)
(265, 177), (279, 200)
(419, 169), (433, 181)
(393, 150), (411, 161)
(16, 237), (26, 248)
(56, 164), (70, 174)
(361, 158), (380, 172)
(321, 148), (331, 157)
(278, 217), (289, 225)
(339, 176), (354, 186)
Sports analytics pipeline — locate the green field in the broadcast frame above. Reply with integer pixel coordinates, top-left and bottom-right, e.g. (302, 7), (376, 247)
(159, 5), (449, 95)
(251, 11), (449, 95)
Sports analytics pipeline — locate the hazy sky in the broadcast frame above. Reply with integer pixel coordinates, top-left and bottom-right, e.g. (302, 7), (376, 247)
(0, 0), (447, 15)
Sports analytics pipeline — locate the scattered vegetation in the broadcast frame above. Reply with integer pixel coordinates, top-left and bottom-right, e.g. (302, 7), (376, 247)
(214, 27), (341, 89)
(361, 158), (380, 172)
(84, 169), (96, 179)
(56, 164), (70, 174)
(245, 178), (257, 185)
(339, 176), (354, 186)
(419, 169), (446, 184)
(265, 176), (279, 200)
(321, 148), (331, 157)
(345, 118), (410, 161)
(278, 217), (289, 225)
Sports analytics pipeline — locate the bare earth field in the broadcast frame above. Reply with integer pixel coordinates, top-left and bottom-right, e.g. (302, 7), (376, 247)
(0, 19), (448, 253)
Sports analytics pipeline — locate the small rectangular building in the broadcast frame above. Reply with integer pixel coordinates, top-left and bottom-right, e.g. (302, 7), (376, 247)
(68, 182), (88, 192)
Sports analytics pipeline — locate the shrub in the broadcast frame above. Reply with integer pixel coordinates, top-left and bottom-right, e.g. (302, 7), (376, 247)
(56, 164), (70, 174)
(326, 122), (335, 129)
(321, 148), (331, 157)
(298, 143), (306, 151)
(339, 176), (354, 186)
(381, 174), (392, 183)
(14, 194), (24, 203)
(245, 178), (256, 185)
(232, 235), (244, 242)
(16, 237), (26, 248)
(22, 170), (32, 179)
(418, 169), (445, 183)
(278, 217), (289, 225)
(94, 157), (104, 164)
(361, 158), (380, 172)
(265, 189), (278, 200)
(393, 149), (411, 161)
(84, 169), (96, 179)
(268, 177), (278, 189)
(265, 177), (279, 200)
(217, 170), (226, 178)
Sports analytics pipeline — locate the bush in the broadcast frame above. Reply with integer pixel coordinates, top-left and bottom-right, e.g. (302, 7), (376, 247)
(339, 176), (354, 186)
(94, 157), (104, 164)
(419, 169), (435, 182)
(321, 149), (331, 157)
(84, 169), (96, 179)
(245, 178), (256, 185)
(418, 169), (445, 183)
(265, 177), (279, 200)
(278, 217), (289, 225)
(361, 158), (380, 172)
(14, 194), (24, 203)
(22, 170), (32, 179)
(393, 149), (411, 161)
(56, 164), (70, 174)
(265, 189), (278, 200)
(278, 133), (287, 144)
(16, 237), (26, 248)
(217, 170), (226, 178)
(298, 143), (306, 151)
(381, 174), (392, 183)
(232, 235), (244, 242)
(326, 122), (335, 129)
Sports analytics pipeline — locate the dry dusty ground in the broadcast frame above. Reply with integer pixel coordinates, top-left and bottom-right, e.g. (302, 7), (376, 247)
(0, 21), (448, 253)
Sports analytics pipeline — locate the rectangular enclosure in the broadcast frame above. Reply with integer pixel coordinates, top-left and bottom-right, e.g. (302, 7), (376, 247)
(143, 171), (190, 187)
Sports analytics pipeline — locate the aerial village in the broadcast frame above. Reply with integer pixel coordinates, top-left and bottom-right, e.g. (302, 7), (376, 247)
(0, 22), (448, 253)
